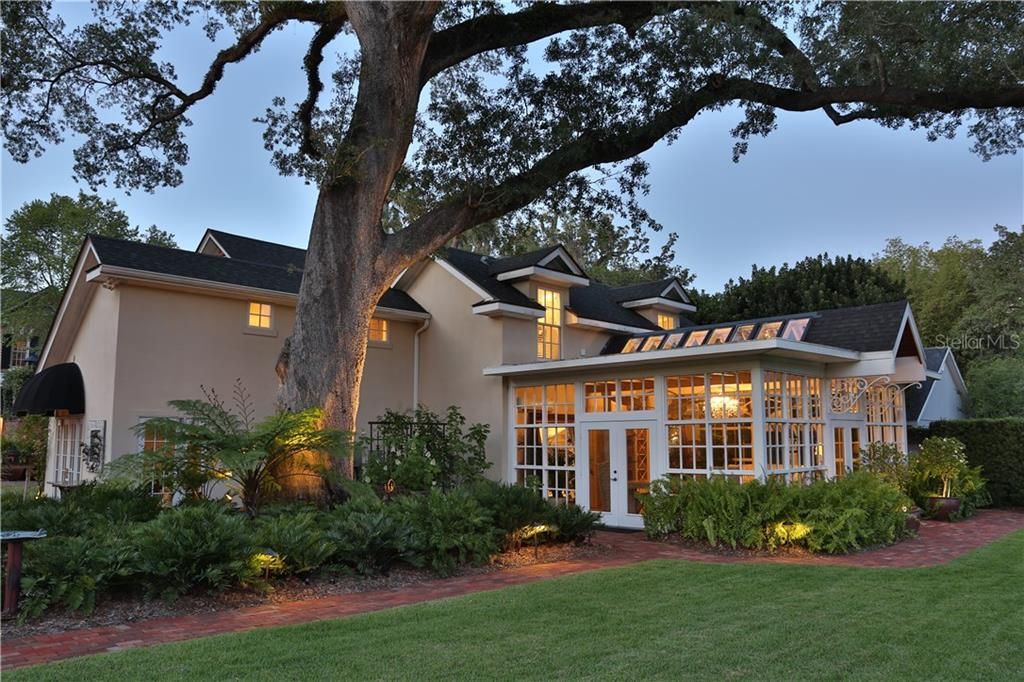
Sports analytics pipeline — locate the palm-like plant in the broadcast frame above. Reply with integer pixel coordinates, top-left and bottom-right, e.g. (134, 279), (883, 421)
(112, 382), (346, 516)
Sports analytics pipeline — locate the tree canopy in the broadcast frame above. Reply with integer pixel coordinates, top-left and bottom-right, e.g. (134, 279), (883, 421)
(1, 191), (176, 336)
(3, 1), (1022, 439)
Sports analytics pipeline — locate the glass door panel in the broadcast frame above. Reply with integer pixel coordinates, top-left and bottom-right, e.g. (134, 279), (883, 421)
(850, 427), (862, 471)
(625, 428), (650, 514)
(588, 429), (611, 513)
(833, 427), (846, 478)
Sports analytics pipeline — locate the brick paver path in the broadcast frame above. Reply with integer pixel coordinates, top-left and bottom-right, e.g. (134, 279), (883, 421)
(3, 509), (1022, 671)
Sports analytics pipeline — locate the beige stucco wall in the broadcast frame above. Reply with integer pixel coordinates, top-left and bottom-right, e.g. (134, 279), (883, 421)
(406, 261), (508, 474)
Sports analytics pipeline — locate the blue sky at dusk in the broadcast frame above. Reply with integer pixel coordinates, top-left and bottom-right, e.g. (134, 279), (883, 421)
(2, 8), (1021, 291)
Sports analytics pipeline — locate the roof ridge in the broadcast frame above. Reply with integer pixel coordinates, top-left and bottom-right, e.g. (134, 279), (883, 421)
(206, 229), (307, 253)
(89, 234), (301, 273)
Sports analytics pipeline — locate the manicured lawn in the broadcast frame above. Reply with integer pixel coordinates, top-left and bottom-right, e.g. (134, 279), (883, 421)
(10, 531), (1024, 681)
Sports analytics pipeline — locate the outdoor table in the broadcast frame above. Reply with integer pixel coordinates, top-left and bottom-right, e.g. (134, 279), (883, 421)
(1, 530), (47, 618)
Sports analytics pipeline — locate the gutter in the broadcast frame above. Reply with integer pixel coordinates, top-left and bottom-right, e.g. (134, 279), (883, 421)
(412, 317), (431, 408)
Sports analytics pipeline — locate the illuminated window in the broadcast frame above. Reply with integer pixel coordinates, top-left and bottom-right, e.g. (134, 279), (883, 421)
(369, 317), (389, 343)
(248, 302), (272, 329)
(514, 384), (576, 504)
(684, 330), (708, 347)
(622, 337), (643, 353)
(585, 378), (655, 412)
(9, 339), (32, 367)
(666, 371), (753, 479)
(730, 324), (755, 342)
(706, 327), (732, 345)
(662, 332), (685, 350)
(756, 321), (782, 339)
(865, 385), (905, 450)
(763, 371), (826, 482)
(656, 313), (676, 330)
(781, 318), (810, 341)
(640, 335), (664, 352)
(536, 288), (562, 359)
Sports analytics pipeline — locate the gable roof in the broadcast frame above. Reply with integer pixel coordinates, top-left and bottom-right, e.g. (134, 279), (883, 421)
(486, 245), (565, 275)
(201, 229), (307, 270)
(609, 277), (694, 306)
(924, 346), (949, 372)
(905, 346), (966, 423)
(89, 234), (425, 314)
(569, 283), (662, 331)
(440, 248), (544, 310)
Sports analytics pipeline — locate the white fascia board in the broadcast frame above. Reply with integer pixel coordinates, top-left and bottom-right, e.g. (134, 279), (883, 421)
(619, 297), (698, 313)
(432, 256), (493, 301)
(925, 370), (943, 380)
(660, 280), (695, 305)
(374, 306), (431, 322)
(495, 266), (590, 288)
(472, 301), (544, 319)
(538, 247), (587, 276)
(565, 311), (655, 335)
(196, 231), (230, 257)
(483, 338), (859, 377)
(943, 351), (968, 395)
(38, 240), (99, 369)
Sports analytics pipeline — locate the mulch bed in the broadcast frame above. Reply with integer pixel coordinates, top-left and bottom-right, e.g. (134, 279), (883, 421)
(3, 541), (609, 640)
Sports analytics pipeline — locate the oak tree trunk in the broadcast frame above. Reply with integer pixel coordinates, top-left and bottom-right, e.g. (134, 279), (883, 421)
(278, 2), (440, 480)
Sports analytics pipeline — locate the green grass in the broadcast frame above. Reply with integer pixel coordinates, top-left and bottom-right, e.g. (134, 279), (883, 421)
(10, 531), (1024, 681)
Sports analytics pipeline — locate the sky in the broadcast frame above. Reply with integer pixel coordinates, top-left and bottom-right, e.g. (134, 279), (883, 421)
(2, 7), (1022, 292)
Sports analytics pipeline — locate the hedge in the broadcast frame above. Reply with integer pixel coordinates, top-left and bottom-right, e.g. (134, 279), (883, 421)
(926, 418), (1024, 507)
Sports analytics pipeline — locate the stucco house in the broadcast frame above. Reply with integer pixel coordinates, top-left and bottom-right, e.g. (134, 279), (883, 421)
(16, 229), (927, 528)
(905, 346), (967, 428)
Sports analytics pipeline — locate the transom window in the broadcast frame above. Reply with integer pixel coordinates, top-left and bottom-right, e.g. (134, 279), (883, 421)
(369, 317), (389, 343)
(706, 327), (731, 345)
(248, 302), (272, 329)
(730, 324), (755, 342)
(662, 332), (685, 350)
(640, 335), (664, 352)
(514, 384), (576, 504)
(781, 318), (810, 341)
(536, 288), (562, 360)
(584, 377), (655, 412)
(622, 337), (643, 353)
(685, 330), (708, 347)
(756, 321), (782, 339)
(656, 313), (676, 330)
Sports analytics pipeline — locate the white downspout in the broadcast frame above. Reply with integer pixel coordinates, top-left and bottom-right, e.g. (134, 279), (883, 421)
(413, 318), (430, 408)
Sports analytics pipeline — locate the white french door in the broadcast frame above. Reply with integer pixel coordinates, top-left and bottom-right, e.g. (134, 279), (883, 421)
(52, 417), (84, 486)
(831, 424), (863, 478)
(582, 421), (655, 529)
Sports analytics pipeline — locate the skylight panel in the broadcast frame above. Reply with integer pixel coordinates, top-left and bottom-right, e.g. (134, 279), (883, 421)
(756, 321), (782, 340)
(706, 327), (731, 345)
(730, 324), (755, 342)
(622, 337), (643, 353)
(662, 332), (685, 350)
(781, 318), (810, 341)
(641, 335), (665, 352)
(685, 330), (709, 347)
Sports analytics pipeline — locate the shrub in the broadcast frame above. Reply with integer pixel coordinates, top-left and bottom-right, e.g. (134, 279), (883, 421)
(361, 406), (490, 492)
(860, 442), (911, 494)
(1, 495), (88, 536)
(324, 499), (414, 575)
(254, 512), (334, 575)
(392, 490), (500, 576)
(0, 482), (161, 536)
(465, 480), (550, 547)
(927, 418), (1024, 507)
(18, 533), (134, 619)
(545, 503), (601, 544)
(62, 481), (163, 525)
(128, 505), (258, 600)
(640, 473), (911, 554)
(908, 436), (989, 519)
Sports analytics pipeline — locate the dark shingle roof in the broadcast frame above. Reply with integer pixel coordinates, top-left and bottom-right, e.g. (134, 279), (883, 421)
(569, 283), (662, 331)
(441, 248), (543, 310)
(205, 230), (306, 270)
(599, 300), (911, 355)
(924, 347), (949, 372)
(905, 378), (936, 423)
(89, 235), (426, 314)
(609, 278), (692, 305)
(486, 245), (566, 276)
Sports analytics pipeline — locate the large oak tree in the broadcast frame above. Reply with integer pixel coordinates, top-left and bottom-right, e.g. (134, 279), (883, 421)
(3, 2), (1023, 473)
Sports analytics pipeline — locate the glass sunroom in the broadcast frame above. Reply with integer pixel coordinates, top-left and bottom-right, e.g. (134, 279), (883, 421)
(486, 307), (926, 528)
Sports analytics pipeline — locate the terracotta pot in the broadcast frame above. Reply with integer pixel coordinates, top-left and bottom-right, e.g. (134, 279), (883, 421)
(926, 496), (961, 521)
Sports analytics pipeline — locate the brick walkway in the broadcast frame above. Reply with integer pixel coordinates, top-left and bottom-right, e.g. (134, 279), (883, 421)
(3, 509), (1022, 671)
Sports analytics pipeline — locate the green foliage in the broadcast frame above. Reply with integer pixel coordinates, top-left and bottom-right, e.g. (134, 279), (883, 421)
(391, 490), (500, 576)
(128, 505), (258, 601)
(466, 480), (550, 546)
(1, 366), (36, 416)
(111, 382), (345, 516)
(926, 418), (1024, 507)
(1, 482), (161, 535)
(18, 533), (134, 620)
(911, 437), (969, 499)
(254, 512), (334, 576)
(694, 254), (905, 324)
(1, 192), (176, 335)
(640, 473), (911, 554)
(323, 499), (415, 576)
(361, 406), (490, 493)
(545, 504), (601, 545)
(860, 442), (911, 493)
(966, 355), (1024, 418)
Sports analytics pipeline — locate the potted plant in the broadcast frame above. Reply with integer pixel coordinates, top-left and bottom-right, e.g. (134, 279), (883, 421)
(912, 437), (967, 521)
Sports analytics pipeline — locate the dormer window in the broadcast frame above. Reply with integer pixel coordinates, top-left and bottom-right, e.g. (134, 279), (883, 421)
(656, 313), (675, 330)
(536, 287), (562, 359)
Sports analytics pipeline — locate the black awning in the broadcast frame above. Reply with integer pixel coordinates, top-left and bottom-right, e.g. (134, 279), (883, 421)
(13, 362), (85, 417)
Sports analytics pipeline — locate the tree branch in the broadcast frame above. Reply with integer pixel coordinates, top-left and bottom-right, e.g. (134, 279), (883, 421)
(297, 16), (348, 160)
(420, 1), (683, 85)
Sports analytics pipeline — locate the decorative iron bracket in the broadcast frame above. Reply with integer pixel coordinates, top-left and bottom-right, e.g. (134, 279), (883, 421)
(830, 377), (922, 414)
